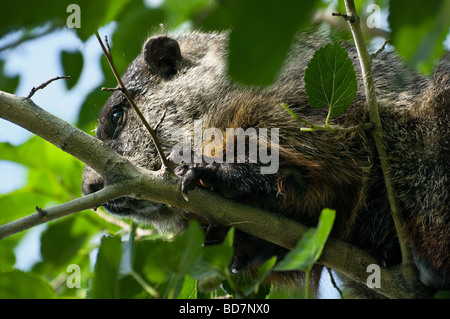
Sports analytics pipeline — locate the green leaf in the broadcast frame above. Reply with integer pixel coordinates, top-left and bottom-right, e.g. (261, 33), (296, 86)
(76, 84), (110, 132)
(40, 216), (88, 267)
(197, 272), (224, 294)
(228, 0), (316, 86)
(275, 209), (335, 273)
(222, 226), (234, 248)
(0, 238), (16, 270)
(0, 1), (64, 38)
(187, 228), (234, 294)
(257, 256), (277, 283)
(191, 227), (234, 280)
(165, 223), (205, 275)
(0, 270), (55, 299)
(0, 190), (54, 225)
(178, 274), (198, 298)
(193, 0), (234, 32)
(266, 284), (305, 299)
(0, 1), (132, 42)
(163, 0), (210, 27)
(304, 42), (357, 116)
(141, 222), (205, 298)
(0, 60), (20, 94)
(76, 0), (132, 41)
(435, 290), (450, 299)
(242, 256), (277, 297)
(111, 2), (165, 76)
(389, 0), (450, 73)
(90, 235), (122, 298)
(61, 50), (83, 90)
(0, 137), (84, 198)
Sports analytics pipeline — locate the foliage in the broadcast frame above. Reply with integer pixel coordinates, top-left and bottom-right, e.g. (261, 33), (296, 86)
(389, 0), (450, 74)
(275, 209), (335, 298)
(0, 0), (449, 299)
(304, 42), (357, 117)
(225, 0), (316, 86)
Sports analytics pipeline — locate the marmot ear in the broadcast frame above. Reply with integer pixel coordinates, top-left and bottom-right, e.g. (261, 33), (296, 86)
(142, 36), (182, 79)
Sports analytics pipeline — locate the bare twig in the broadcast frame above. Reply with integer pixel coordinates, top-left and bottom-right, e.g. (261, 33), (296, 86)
(95, 32), (173, 172)
(153, 108), (167, 132)
(332, 12), (356, 23)
(313, 9), (389, 39)
(326, 267), (344, 299)
(104, 35), (113, 54)
(371, 38), (390, 59)
(101, 86), (122, 92)
(27, 76), (71, 99)
(0, 184), (127, 240)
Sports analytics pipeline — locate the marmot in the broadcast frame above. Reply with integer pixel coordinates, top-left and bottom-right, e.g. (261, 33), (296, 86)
(81, 31), (449, 295)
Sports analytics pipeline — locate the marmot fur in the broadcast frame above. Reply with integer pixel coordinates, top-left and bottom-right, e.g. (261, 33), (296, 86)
(81, 31), (449, 295)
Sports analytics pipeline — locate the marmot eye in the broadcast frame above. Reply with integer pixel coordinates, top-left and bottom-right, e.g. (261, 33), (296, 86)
(109, 108), (126, 139)
(110, 109), (125, 127)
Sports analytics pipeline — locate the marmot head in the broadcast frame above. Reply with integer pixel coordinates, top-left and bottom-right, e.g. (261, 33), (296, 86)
(81, 32), (230, 230)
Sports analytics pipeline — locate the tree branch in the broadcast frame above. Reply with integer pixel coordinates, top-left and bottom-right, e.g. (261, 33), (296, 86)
(0, 184), (126, 239)
(0, 90), (432, 298)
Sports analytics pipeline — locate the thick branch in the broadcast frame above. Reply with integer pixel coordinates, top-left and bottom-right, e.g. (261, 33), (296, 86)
(0, 90), (432, 298)
(342, 1), (413, 267)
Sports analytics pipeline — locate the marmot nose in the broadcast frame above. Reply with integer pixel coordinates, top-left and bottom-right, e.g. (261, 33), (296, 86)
(82, 179), (104, 196)
(81, 166), (105, 196)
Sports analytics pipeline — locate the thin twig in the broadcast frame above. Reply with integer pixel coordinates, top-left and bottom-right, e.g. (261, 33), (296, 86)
(0, 184), (127, 240)
(371, 38), (390, 59)
(27, 76), (71, 99)
(341, 0), (412, 267)
(326, 267), (344, 299)
(104, 35), (112, 54)
(331, 12), (356, 23)
(282, 103), (374, 133)
(153, 108), (167, 132)
(101, 86), (122, 92)
(95, 32), (173, 172)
